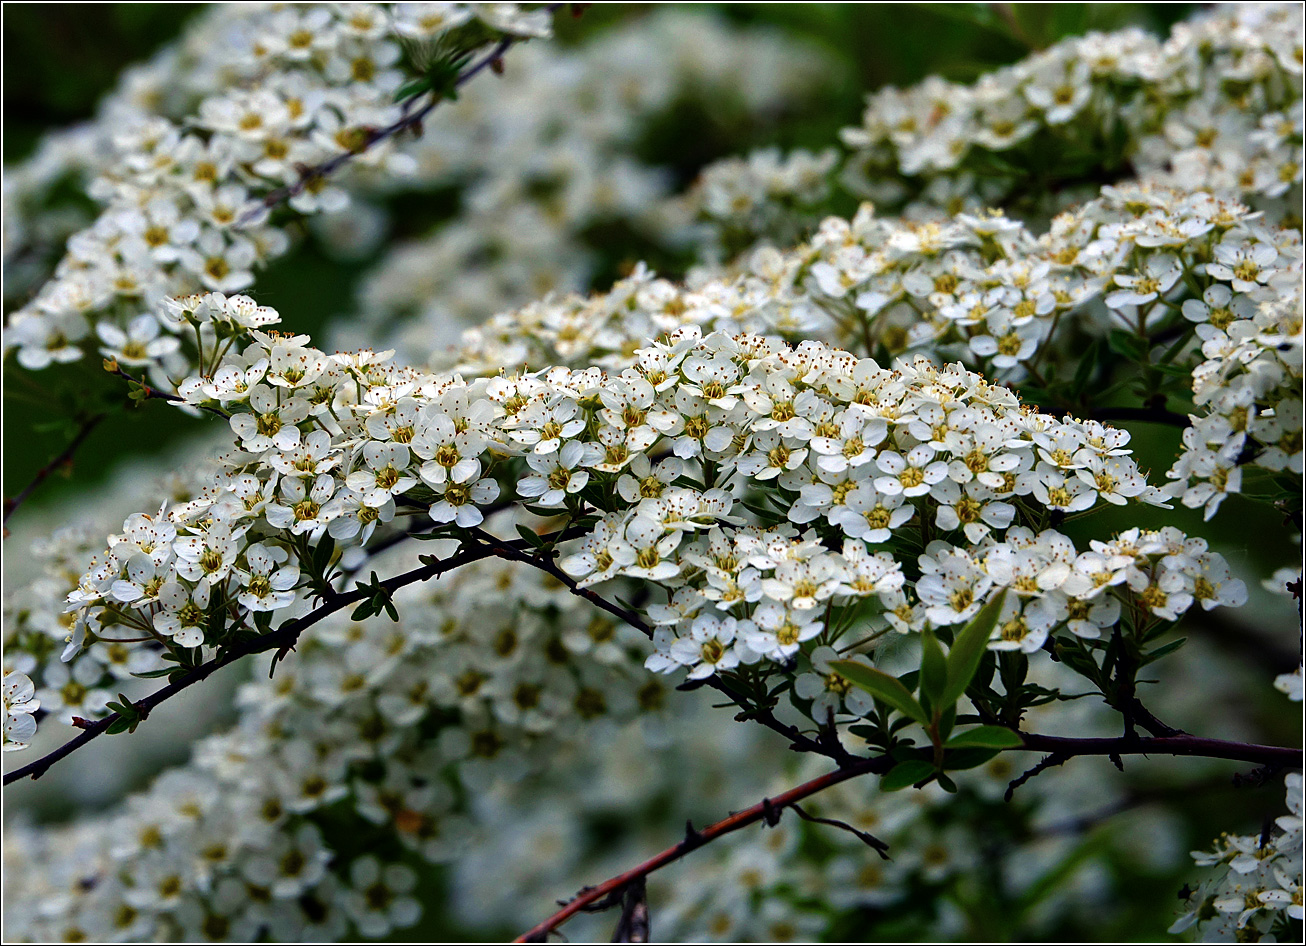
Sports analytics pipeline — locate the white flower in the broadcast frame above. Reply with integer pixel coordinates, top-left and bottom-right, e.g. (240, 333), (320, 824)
(517, 440), (600, 507)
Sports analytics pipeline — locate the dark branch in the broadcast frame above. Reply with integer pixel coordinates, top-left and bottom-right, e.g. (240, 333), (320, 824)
(1018, 732), (1302, 768)
(3, 412), (106, 529)
(239, 5), (567, 227)
(3, 525), (578, 786)
(515, 757), (890, 943)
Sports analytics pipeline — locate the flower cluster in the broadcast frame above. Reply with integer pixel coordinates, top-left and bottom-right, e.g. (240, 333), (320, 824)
(1173, 773), (1304, 940)
(3, 3), (555, 382)
(1, 523), (668, 942)
(2, 4), (1300, 943)
(18, 280), (1255, 752)
(841, 3), (1303, 219)
(336, 9), (830, 360)
(1168, 279), (1304, 519)
(2, 671), (40, 752)
(678, 146), (840, 260)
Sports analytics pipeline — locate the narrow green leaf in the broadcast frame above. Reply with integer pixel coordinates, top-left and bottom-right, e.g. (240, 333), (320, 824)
(1140, 637), (1187, 666)
(830, 661), (928, 725)
(919, 627), (948, 711)
(942, 589), (1008, 706)
(1107, 329), (1147, 362)
(944, 725), (1024, 749)
(1070, 341), (1100, 397)
(394, 76), (433, 102)
(516, 524), (546, 547)
(880, 760), (936, 792)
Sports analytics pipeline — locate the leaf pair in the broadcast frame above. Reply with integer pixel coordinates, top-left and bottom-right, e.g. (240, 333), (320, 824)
(831, 589), (1008, 724)
(351, 571), (399, 622)
(830, 590), (1022, 789)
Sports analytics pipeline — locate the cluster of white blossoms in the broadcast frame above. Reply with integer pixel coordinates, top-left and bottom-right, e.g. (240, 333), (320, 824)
(11, 279), (1254, 753)
(336, 9), (830, 360)
(2, 671), (40, 752)
(1, 518), (674, 942)
(1173, 772), (1304, 940)
(1170, 279), (1304, 519)
(841, 3), (1302, 219)
(2, 2), (556, 382)
(3, 4), (1300, 944)
(678, 146), (840, 259)
(446, 180), (1303, 523)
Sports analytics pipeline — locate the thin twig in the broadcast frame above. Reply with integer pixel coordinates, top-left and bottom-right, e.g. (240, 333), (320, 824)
(3, 412), (107, 529)
(468, 527), (831, 758)
(237, 5), (567, 227)
(515, 757), (890, 943)
(1005, 752), (1069, 801)
(104, 364), (228, 417)
(789, 801), (890, 856)
(2, 526), (576, 786)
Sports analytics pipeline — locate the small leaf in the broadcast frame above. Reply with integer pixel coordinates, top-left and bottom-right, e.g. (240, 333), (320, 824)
(919, 627), (948, 712)
(1140, 637), (1187, 667)
(944, 725), (1024, 749)
(410, 530), (455, 540)
(829, 661), (928, 725)
(1070, 341), (1100, 397)
(1107, 329), (1147, 362)
(880, 760), (936, 792)
(394, 76), (433, 102)
(942, 589), (1008, 706)
(516, 525), (545, 547)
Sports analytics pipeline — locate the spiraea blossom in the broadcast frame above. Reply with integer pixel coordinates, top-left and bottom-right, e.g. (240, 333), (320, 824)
(2, 4), (1301, 945)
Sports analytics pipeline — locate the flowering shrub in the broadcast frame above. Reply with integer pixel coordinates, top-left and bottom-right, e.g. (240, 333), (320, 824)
(2, 4), (1302, 943)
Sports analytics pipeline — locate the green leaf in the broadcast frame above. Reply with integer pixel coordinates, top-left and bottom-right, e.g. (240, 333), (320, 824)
(1140, 637), (1187, 667)
(1070, 341), (1100, 397)
(516, 524), (545, 547)
(880, 760), (936, 792)
(393, 76), (433, 102)
(919, 627), (948, 712)
(942, 589), (1008, 706)
(409, 529), (456, 540)
(1107, 329), (1148, 362)
(829, 661), (928, 725)
(944, 725), (1024, 749)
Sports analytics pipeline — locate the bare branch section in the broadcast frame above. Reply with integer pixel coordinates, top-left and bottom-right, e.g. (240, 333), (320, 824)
(3, 412), (106, 530)
(1, 526), (578, 785)
(514, 757), (891, 943)
(515, 730), (1305, 942)
(239, 2), (571, 226)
